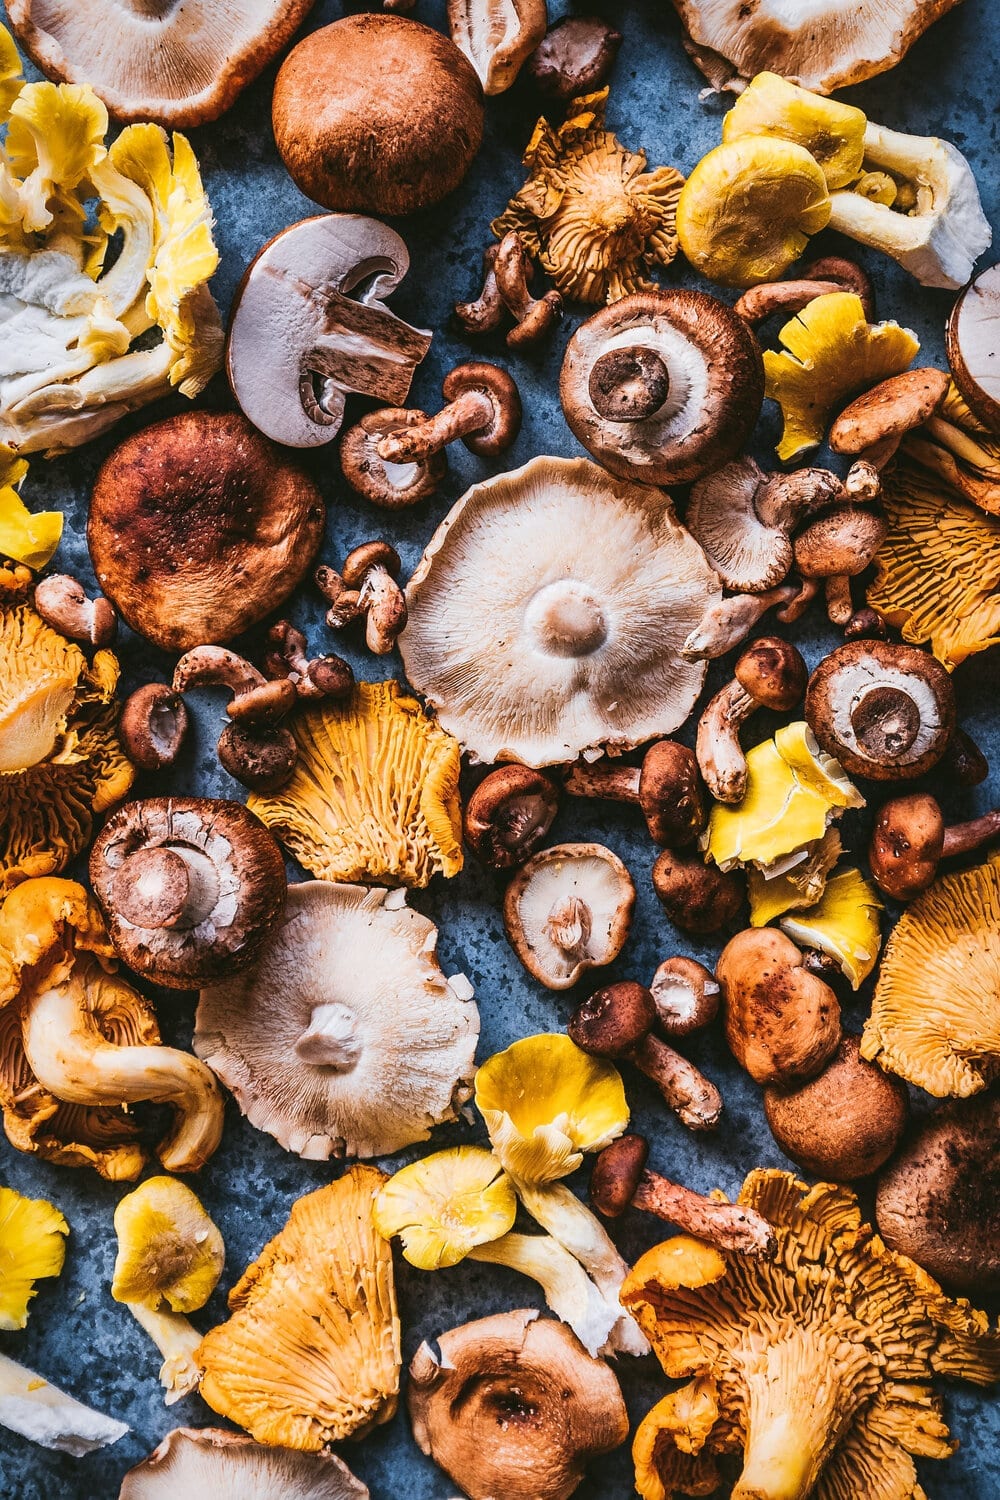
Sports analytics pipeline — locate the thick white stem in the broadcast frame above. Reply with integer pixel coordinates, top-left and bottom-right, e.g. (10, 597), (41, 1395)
(468, 1231), (618, 1357)
(126, 1303), (202, 1405)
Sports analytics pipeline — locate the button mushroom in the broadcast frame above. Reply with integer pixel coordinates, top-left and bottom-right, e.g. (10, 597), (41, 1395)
(463, 765), (560, 869)
(717, 927), (842, 1086)
(375, 362), (521, 466)
(120, 1428), (370, 1500)
(652, 850), (744, 936)
(316, 542), (408, 656)
(226, 216), (432, 450)
(649, 957), (719, 1037)
(503, 843), (635, 990)
(565, 741), (706, 848)
(89, 798), (287, 990)
(870, 791), (1000, 900)
(806, 638), (956, 780)
(696, 638), (807, 805)
(172, 646), (298, 793)
(560, 290), (764, 485)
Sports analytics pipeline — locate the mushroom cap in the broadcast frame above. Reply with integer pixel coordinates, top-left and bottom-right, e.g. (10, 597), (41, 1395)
(829, 367), (950, 456)
(90, 798), (287, 990)
(685, 457), (793, 593)
(651, 850), (744, 935)
(721, 71), (866, 190)
(870, 792), (946, 900)
(649, 957), (720, 1037)
(88, 412), (325, 653)
(119, 1427), (370, 1500)
(340, 411), (445, 508)
(947, 263), (1000, 430)
(0, 1184), (68, 1331)
(717, 927), (841, 1086)
(373, 1146), (517, 1269)
(400, 457), (722, 766)
(111, 1177), (224, 1313)
(272, 16), (484, 216)
(806, 639), (955, 781)
(793, 507), (888, 579)
(569, 981), (657, 1058)
(7, 0), (315, 126)
(195, 881), (479, 1160)
(875, 1094), (1000, 1295)
(503, 843), (635, 990)
(464, 765), (560, 869)
(638, 741), (706, 847)
(407, 1309), (628, 1500)
(560, 292), (764, 485)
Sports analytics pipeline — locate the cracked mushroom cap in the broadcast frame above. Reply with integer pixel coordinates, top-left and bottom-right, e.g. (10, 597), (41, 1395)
(408, 1309), (628, 1500)
(560, 292), (763, 486)
(504, 843), (635, 990)
(119, 1427), (370, 1500)
(400, 457), (722, 766)
(88, 411), (325, 653)
(6, 1), (315, 126)
(90, 798), (287, 990)
(195, 882), (479, 1160)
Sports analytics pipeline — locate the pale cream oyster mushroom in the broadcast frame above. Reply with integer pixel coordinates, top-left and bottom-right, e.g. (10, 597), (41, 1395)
(504, 843), (635, 990)
(195, 882), (479, 1160)
(119, 1427), (369, 1499)
(400, 456), (722, 766)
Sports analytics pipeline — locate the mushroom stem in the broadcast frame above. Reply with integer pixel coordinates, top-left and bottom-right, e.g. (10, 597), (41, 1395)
(545, 896), (592, 961)
(173, 647), (295, 726)
(378, 388), (495, 463)
(634, 1033), (723, 1130)
(564, 762), (641, 803)
(125, 1303), (202, 1405)
(941, 809), (1000, 857)
(587, 345), (670, 421)
(265, 621), (354, 700)
(112, 846), (221, 932)
(734, 278), (855, 326)
(631, 1172), (773, 1254)
(493, 232), (562, 347)
(467, 1231), (618, 1357)
(455, 244), (505, 334)
(682, 583), (808, 661)
(697, 680), (756, 804)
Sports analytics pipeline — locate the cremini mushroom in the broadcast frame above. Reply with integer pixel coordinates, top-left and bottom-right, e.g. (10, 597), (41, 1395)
(400, 457), (722, 766)
(652, 851), (744, 936)
(120, 1428), (370, 1500)
(0, 1185), (67, 1331)
(226, 216), (432, 451)
(32, 575), (116, 647)
(464, 765), (560, 869)
(90, 798), (287, 989)
(947, 262), (1000, 429)
(448, 0), (546, 93)
(172, 646), (298, 793)
(195, 882), (478, 1160)
(944, 727), (990, 787)
(316, 542), (408, 656)
(408, 1310), (628, 1500)
(263, 622), (354, 703)
(376, 363), (521, 465)
(89, 412), (325, 653)
(717, 927), (841, 1086)
(829, 367), (950, 467)
(649, 957), (719, 1038)
(696, 638), (807, 804)
(870, 791), (1000, 900)
(504, 843), (635, 990)
(527, 16), (623, 100)
(560, 291), (763, 485)
(564, 741), (706, 847)
(119, 685), (189, 773)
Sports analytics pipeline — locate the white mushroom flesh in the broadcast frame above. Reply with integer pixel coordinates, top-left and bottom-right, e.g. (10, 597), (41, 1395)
(822, 662), (944, 769)
(0, 1352), (128, 1456)
(119, 1426), (370, 1499)
(509, 849), (632, 986)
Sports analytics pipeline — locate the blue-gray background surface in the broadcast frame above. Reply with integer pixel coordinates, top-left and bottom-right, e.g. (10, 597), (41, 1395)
(1, 0), (998, 1495)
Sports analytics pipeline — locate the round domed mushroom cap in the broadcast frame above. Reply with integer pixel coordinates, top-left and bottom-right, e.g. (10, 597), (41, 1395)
(272, 15), (484, 216)
(400, 457), (722, 766)
(120, 1427), (369, 1498)
(7, 0), (315, 126)
(88, 412), (325, 652)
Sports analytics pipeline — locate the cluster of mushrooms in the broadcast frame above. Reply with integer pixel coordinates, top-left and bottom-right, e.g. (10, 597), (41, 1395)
(1, 1), (1000, 1498)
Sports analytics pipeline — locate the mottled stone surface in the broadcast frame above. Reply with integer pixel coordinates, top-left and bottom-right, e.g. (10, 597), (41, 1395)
(1, 0), (999, 1496)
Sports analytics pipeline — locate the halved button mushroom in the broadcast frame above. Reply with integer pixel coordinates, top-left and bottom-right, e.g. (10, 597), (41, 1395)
(947, 263), (1000, 431)
(504, 843), (635, 990)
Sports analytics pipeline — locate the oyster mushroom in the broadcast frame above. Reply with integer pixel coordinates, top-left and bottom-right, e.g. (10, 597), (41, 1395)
(400, 457), (722, 766)
(870, 791), (1000, 900)
(464, 765), (560, 869)
(560, 291), (763, 485)
(120, 1428), (370, 1500)
(226, 216), (432, 450)
(717, 927), (842, 1087)
(0, 1352), (128, 1456)
(195, 881), (478, 1160)
(408, 1310), (628, 1500)
(448, 0), (546, 93)
(504, 843), (635, 990)
(948, 262), (1000, 429)
(89, 798), (287, 989)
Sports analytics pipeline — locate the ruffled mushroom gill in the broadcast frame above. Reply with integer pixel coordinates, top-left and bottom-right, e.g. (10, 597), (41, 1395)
(622, 1170), (1000, 1500)
(248, 681), (462, 887)
(492, 88), (685, 304)
(0, 590), (133, 891)
(197, 1167), (401, 1451)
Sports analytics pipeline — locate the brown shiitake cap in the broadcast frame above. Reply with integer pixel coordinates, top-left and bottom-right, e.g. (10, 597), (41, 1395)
(590, 1134), (649, 1217)
(829, 368), (950, 457)
(717, 927), (841, 1088)
(464, 765), (559, 869)
(568, 982), (657, 1059)
(272, 15), (484, 217)
(652, 850), (743, 935)
(947, 264), (1000, 432)
(527, 16), (623, 100)
(88, 411), (325, 653)
(340, 410), (446, 508)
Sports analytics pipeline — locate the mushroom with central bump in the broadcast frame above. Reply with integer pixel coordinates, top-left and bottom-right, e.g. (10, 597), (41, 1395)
(565, 741), (705, 848)
(504, 843), (635, 990)
(696, 637), (807, 805)
(869, 791), (1000, 900)
(464, 765), (560, 869)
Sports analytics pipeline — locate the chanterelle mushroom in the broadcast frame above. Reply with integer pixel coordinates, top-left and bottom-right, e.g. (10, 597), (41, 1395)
(400, 457), (722, 766)
(408, 1310), (628, 1500)
(120, 1428), (370, 1500)
(195, 881), (478, 1160)
(504, 843), (635, 990)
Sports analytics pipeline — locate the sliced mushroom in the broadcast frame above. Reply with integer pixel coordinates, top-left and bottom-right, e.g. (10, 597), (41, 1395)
(504, 843), (635, 990)
(464, 765), (560, 869)
(119, 1428), (370, 1499)
(448, 0), (547, 93)
(947, 263), (1000, 431)
(227, 216), (432, 449)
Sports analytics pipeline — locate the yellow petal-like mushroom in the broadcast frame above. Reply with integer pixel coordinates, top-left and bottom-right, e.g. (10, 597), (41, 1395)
(0, 449), (61, 570)
(0, 1185), (67, 1329)
(781, 868), (882, 989)
(722, 72), (867, 190)
(373, 1147), (516, 1270)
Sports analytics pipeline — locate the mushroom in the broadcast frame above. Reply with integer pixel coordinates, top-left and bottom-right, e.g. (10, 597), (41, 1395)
(492, 232), (564, 348)
(408, 1310), (628, 1500)
(717, 927), (841, 1086)
(943, 727), (989, 788)
(733, 255), (875, 325)
(870, 792), (1000, 900)
(339, 410), (447, 508)
(263, 622), (354, 702)
(876, 1093), (1000, 1295)
(400, 456), (723, 766)
(316, 542), (408, 656)
(0, 1185), (67, 1332)
(195, 882), (479, 1160)
(680, 579), (815, 661)
(652, 851), (744, 936)
(0, 1352), (128, 1456)
(447, 0), (547, 93)
(272, 16), (484, 215)
(746, 826), (844, 930)
(900, 383), (1000, 517)
(527, 16), (623, 100)
(503, 843), (635, 990)
(464, 765), (560, 869)
(6, 0), (315, 126)
(32, 575), (116, 647)
(569, 982), (722, 1131)
(376, 363), (521, 465)
(829, 367), (950, 467)
(564, 741), (706, 847)
(779, 867), (882, 989)
(791, 476), (888, 626)
(89, 798), (287, 990)
(805, 638), (955, 781)
(591, 1136), (775, 1255)
(0, 450), (63, 575)
(560, 291), (764, 485)
(717, 72), (859, 190)
(172, 646), (298, 793)
(120, 1428), (370, 1500)
(696, 638), (807, 804)
(648, 957), (719, 1038)
(119, 685), (189, 773)
(88, 412), (326, 653)
(764, 1035), (908, 1181)
(226, 215), (432, 451)
(947, 262), (1000, 429)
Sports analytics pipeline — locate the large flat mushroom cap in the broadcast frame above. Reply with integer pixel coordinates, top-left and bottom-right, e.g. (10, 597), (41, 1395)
(7, 0), (316, 127)
(120, 1426), (370, 1498)
(400, 456), (721, 766)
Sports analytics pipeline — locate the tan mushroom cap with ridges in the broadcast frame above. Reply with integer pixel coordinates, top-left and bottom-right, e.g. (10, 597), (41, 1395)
(7, 0), (316, 127)
(685, 456), (793, 592)
(503, 843), (635, 990)
(119, 1427), (370, 1499)
(400, 457), (722, 766)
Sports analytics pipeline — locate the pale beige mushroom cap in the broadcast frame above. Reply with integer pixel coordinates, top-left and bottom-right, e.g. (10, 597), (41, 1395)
(504, 843), (635, 990)
(401, 457), (721, 766)
(120, 1427), (369, 1499)
(195, 882), (479, 1160)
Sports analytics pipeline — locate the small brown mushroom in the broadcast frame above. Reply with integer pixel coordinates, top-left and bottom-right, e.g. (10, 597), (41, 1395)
(527, 16), (623, 100)
(717, 927), (841, 1087)
(942, 727), (989, 787)
(681, 579), (816, 660)
(119, 684), (190, 772)
(590, 1135), (775, 1255)
(493, 233), (563, 348)
(504, 843), (635, 989)
(339, 409), (447, 508)
(377, 363), (521, 464)
(791, 464), (886, 625)
(316, 542), (408, 656)
(652, 850), (744, 935)
(455, 244), (505, 335)
(735, 256), (875, 326)
(33, 574), (116, 646)
(843, 605), (888, 641)
(829, 367), (950, 467)
(463, 765), (560, 869)
(564, 741), (705, 847)
(869, 791), (1000, 900)
(172, 646), (297, 793)
(263, 621), (354, 702)
(569, 982), (722, 1130)
(696, 637), (807, 804)
(649, 957), (719, 1038)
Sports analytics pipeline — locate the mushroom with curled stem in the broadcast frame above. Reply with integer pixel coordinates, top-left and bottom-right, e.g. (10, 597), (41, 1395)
(172, 646), (297, 793)
(869, 791), (1000, 900)
(649, 957), (719, 1038)
(734, 256), (874, 326)
(791, 462), (887, 625)
(590, 1135), (775, 1256)
(829, 367), (950, 467)
(263, 621), (354, 702)
(564, 741), (705, 847)
(455, 244), (505, 334)
(504, 843), (635, 989)
(464, 765), (560, 869)
(119, 684), (189, 772)
(339, 409), (448, 508)
(378, 362), (521, 468)
(493, 232), (562, 347)
(316, 541), (408, 656)
(569, 982), (722, 1131)
(696, 637), (807, 805)
(32, 574), (116, 646)
(652, 850), (744, 935)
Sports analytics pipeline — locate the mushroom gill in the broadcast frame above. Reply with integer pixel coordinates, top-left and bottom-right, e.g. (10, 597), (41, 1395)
(119, 1427), (370, 1499)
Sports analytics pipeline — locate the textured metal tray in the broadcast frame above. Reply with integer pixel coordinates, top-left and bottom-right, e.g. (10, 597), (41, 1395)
(1, 0), (998, 1495)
